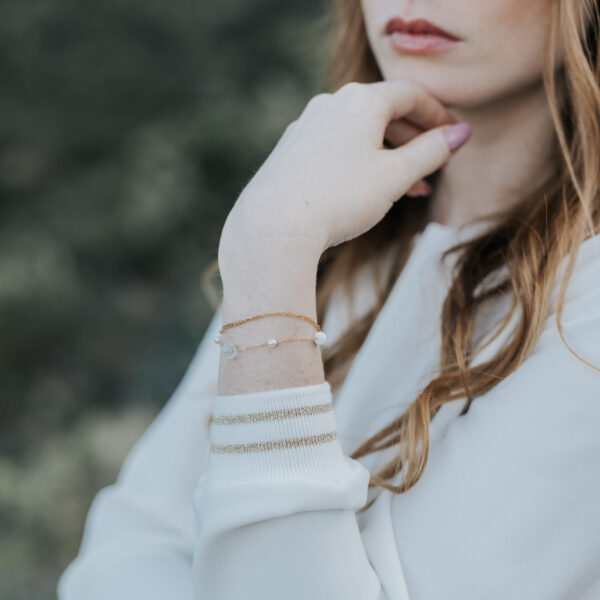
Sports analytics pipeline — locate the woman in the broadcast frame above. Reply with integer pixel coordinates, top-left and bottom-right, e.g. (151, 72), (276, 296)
(58, 0), (600, 598)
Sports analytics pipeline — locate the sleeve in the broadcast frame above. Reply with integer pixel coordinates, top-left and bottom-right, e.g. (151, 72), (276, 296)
(191, 255), (600, 600)
(57, 301), (224, 600)
(193, 381), (382, 600)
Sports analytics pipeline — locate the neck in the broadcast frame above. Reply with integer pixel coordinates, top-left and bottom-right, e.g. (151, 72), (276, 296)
(426, 80), (558, 229)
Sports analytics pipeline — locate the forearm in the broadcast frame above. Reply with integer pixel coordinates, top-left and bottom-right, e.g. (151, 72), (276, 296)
(192, 219), (381, 600)
(217, 226), (325, 395)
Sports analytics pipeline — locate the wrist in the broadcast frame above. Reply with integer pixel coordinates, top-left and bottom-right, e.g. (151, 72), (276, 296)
(219, 201), (325, 271)
(218, 232), (320, 324)
(216, 210), (326, 396)
(219, 214), (322, 280)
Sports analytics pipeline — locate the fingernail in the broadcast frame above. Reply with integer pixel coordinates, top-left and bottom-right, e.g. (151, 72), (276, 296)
(419, 180), (432, 196)
(406, 180), (432, 197)
(443, 122), (472, 152)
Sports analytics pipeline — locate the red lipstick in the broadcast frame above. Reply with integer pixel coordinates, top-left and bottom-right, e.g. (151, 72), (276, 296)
(384, 17), (461, 54)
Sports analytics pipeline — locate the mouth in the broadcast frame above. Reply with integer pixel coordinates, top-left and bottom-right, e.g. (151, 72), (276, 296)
(384, 17), (461, 54)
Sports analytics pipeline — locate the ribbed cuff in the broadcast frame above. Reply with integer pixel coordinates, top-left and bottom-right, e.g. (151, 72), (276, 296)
(205, 381), (359, 483)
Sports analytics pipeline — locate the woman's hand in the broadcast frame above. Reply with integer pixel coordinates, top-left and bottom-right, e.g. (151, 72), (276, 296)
(220, 79), (471, 264)
(384, 117), (439, 198)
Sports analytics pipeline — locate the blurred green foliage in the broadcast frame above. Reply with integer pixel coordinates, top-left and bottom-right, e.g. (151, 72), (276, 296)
(0, 0), (331, 596)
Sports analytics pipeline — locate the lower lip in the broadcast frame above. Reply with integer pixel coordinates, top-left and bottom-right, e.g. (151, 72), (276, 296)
(388, 31), (459, 54)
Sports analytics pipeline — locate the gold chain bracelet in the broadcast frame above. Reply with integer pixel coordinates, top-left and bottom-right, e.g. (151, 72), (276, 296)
(219, 311), (321, 333)
(213, 311), (327, 359)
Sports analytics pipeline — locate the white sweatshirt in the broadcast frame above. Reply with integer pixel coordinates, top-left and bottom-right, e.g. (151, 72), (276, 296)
(57, 220), (600, 600)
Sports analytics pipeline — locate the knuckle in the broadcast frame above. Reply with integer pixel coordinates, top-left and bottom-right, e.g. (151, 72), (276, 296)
(396, 80), (426, 108)
(373, 78), (419, 97)
(402, 79), (424, 94)
(393, 78), (423, 95)
(337, 81), (372, 102)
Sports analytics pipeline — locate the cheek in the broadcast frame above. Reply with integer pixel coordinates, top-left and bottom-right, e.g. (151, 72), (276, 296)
(472, 1), (552, 76)
(441, 0), (553, 105)
(360, 0), (386, 41)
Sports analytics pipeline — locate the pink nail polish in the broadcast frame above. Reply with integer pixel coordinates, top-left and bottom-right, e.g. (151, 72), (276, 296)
(443, 122), (472, 152)
(408, 180), (432, 197)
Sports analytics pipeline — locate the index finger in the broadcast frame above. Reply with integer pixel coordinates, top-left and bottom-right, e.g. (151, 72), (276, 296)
(368, 79), (457, 131)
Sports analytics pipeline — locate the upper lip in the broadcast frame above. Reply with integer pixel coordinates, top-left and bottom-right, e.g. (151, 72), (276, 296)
(384, 17), (460, 41)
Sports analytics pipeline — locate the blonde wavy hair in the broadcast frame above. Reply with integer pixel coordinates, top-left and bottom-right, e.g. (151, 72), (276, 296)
(204, 0), (600, 510)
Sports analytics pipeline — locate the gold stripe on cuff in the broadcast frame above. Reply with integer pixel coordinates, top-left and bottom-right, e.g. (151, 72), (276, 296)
(210, 431), (338, 454)
(209, 402), (333, 425)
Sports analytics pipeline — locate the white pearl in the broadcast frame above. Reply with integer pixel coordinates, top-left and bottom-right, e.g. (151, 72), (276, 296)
(267, 338), (278, 348)
(313, 331), (327, 346)
(214, 333), (223, 345)
(221, 343), (238, 359)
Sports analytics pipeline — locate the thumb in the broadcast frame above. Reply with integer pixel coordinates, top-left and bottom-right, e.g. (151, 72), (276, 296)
(383, 122), (472, 192)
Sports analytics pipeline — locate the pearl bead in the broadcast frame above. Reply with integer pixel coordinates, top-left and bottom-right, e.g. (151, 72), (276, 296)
(267, 338), (278, 348)
(221, 343), (238, 359)
(313, 331), (327, 346)
(214, 333), (223, 345)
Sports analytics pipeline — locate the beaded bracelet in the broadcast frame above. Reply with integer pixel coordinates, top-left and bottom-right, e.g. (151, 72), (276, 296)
(213, 311), (327, 359)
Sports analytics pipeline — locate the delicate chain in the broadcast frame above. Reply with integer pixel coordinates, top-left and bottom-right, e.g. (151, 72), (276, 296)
(220, 311), (320, 333)
(233, 335), (316, 352)
(214, 310), (327, 359)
